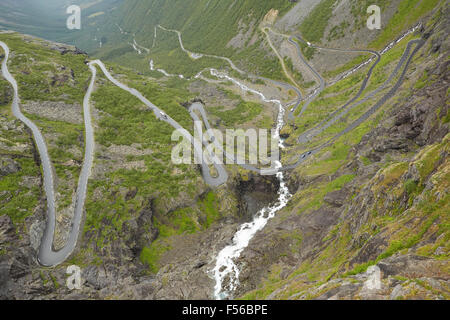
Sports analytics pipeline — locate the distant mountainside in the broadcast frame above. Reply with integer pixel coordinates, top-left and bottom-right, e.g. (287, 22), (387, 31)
(0, 0), (122, 45)
(72, 0), (298, 79)
(0, 0), (448, 301)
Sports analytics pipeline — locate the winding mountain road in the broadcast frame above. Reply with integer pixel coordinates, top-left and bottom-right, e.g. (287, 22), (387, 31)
(264, 27), (424, 153)
(154, 24), (303, 111)
(266, 27), (380, 120)
(190, 102), (282, 175)
(261, 27), (304, 95)
(286, 36), (326, 118)
(157, 25), (246, 75)
(108, 22), (425, 299)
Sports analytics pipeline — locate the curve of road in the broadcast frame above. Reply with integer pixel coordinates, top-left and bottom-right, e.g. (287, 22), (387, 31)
(324, 39), (425, 147)
(264, 27), (376, 120)
(275, 29), (381, 119)
(0, 41), (96, 267)
(190, 101), (281, 175)
(157, 25), (247, 75)
(0, 43), (228, 266)
(261, 27), (304, 95)
(1, 25), (425, 270)
(286, 36), (327, 119)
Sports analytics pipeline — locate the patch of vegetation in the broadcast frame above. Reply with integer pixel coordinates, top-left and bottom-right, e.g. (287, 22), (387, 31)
(294, 174), (356, 215)
(257, 115), (274, 129)
(293, 77), (362, 134)
(241, 264), (283, 300)
(360, 156), (372, 166)
(0, 33), (90, 104)
(346, 210), (442, 276)
(283, 56), (304, 84)
(232, 36), (286, 81)
(325, 54), (372, 79)
(140, 240), (171, 274)
(404, 179), (418, 196)
(293, 37), (317, 61)
(414, 144), (442, 181)
(140, 191), (222, 273)
(415, 70), (430, 89)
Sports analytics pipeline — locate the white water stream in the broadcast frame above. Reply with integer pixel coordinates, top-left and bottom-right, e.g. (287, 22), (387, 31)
(209, 68), (292, 300)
